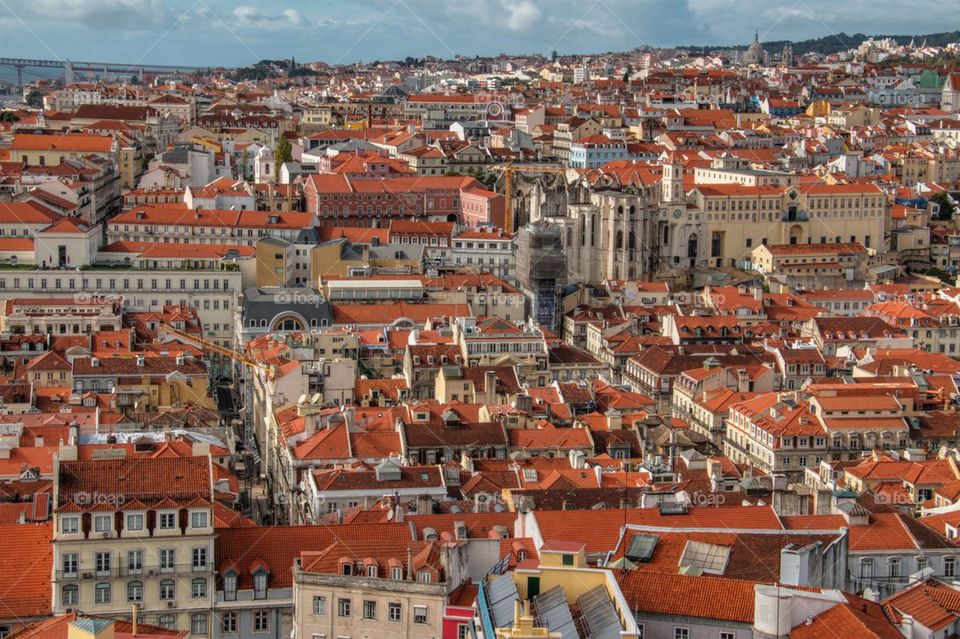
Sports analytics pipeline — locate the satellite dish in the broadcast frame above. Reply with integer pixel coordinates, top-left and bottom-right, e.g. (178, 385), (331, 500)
(297, 394), (307, 404)
(311, 393), (322, 404)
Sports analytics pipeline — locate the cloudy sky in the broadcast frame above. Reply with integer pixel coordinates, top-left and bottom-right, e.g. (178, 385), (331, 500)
(0, 0), (955, 67)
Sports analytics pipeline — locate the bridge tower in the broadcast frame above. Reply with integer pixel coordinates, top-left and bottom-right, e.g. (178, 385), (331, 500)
(64, 61), (74, 85)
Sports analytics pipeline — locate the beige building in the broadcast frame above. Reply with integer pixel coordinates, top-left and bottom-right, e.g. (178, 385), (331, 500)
(292, 539), (470, 639)
(52, 455), (220, 635)
(693, 182), (885, 268)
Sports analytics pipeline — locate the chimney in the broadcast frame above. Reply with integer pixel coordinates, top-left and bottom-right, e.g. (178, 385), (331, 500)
(484, 370), (497, 398)
(407, 547), (415, 581)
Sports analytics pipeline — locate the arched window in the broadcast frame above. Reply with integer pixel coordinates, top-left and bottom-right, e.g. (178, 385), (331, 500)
(191, 614), (208, 636)
(192, 577), (207, 598)
(616, 230), (623, 249)
(127, 580), (143, 602)
(95, 582), (111, 604)
(160, 579), (175, 600)
(158, 615), (176, 629)
(62, 584), (79, 606)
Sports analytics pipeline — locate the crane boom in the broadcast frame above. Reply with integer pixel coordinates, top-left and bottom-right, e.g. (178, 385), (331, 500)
(161, 327), (275, 374)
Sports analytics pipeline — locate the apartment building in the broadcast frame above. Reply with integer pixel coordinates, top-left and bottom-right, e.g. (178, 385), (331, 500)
(52, 456), (219, 635)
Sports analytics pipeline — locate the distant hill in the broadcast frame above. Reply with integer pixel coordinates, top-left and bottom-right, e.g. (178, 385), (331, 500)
(679, 30), (960, 57)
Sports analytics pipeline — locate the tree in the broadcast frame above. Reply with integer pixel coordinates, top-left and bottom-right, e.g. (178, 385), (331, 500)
(930, 192), (957, 221)
(25, 90), (43, 109)
(273, 137), (293, 180)
(0, 112), (20, 123)
(129, 75), (141, 85)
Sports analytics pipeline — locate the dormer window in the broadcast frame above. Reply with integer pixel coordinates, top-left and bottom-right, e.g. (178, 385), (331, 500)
(158, 511), (177, 530)
(416, 571), (432, 583)
(367, 565), (377, 578)
(59, 515), (79, 534)
(391, 567), (403, 580)
(126, 513), (145, 531)
(223, 573), (237, 601)
(341, 562), (352, 576)
(190, 510), (209, 529)
(253, 572), (268, 599)
(94, 514), (112, 533)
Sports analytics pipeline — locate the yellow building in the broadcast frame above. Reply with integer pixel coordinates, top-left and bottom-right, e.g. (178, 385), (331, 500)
(692, 182), (885, 268)
(11, 133), (118, 166)
(70, 354), (216, 412)
(310, 238), (423, 281)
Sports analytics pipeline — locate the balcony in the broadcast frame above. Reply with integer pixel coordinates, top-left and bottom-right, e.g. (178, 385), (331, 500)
(55, 563), (213, 581)
(782, 209), (809, 222)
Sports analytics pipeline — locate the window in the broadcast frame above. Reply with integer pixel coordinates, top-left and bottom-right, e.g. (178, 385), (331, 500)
(127, 581), (143, 602)
(126, 513), (144, 531)
(191, 613), (208, 637)
(158, 511), (176, 529)
(338, 598), (351, 617)
(562, 554), (574, 566)
(888, 558), (901, 578)
(860, 558), (874, 579)
(391, 567), (403, 580)
(191, 510), (208, 529)
(389, 603), (402, 622)
(458, 624), (471, 639)
(160, 548), (175, 571)
(313, 596), (327, 615)
(96, 551), (111, 574)
(254, 611), (269, 632)
(160, 579), (175, 600)
(192, 547), (207, 570)
(60, 516), (79, 534)
(363, 600), (377, 620)
(417, 571), (432, 583)
(720, 633), (735, 639)
(158, 615), (175, 630)
(638, 624), (644, 639)
(94, 514), (112, 533)
(95, 583), (111, 604)
(674, 629), (690, 639)
(192, 577), (207, 598)
(127, 550), (143, 574)
(62, 584), (79, 606)
(221, 612), (238, 634)
(62, 553), (78, 577)
(253, 572), (268, 598)
(223, 573), (237, 601)
(946, 557), (956, 577)
(414, 605), (428, 624)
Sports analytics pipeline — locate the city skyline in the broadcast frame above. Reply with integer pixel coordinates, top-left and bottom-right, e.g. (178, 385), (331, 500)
(0, 0), (956, 67)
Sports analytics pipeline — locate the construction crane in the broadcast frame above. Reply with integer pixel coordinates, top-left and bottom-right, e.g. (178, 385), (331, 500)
(161, 326), (277, 376)
(494, 162), (570, 233)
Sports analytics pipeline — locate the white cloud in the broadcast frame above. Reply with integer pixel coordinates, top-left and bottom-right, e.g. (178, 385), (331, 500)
(4, 0), (169, 28)
(229, 6), (304, 31)
(501, 0), (541, 32)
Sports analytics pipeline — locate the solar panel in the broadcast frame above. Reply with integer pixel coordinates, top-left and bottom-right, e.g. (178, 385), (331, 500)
(577, 586), (622, 639)
(678, 540), (731, 575)
(487, 573), (520, 628)
(624, 533), (659, 562)
(534, 585), (580, 639)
